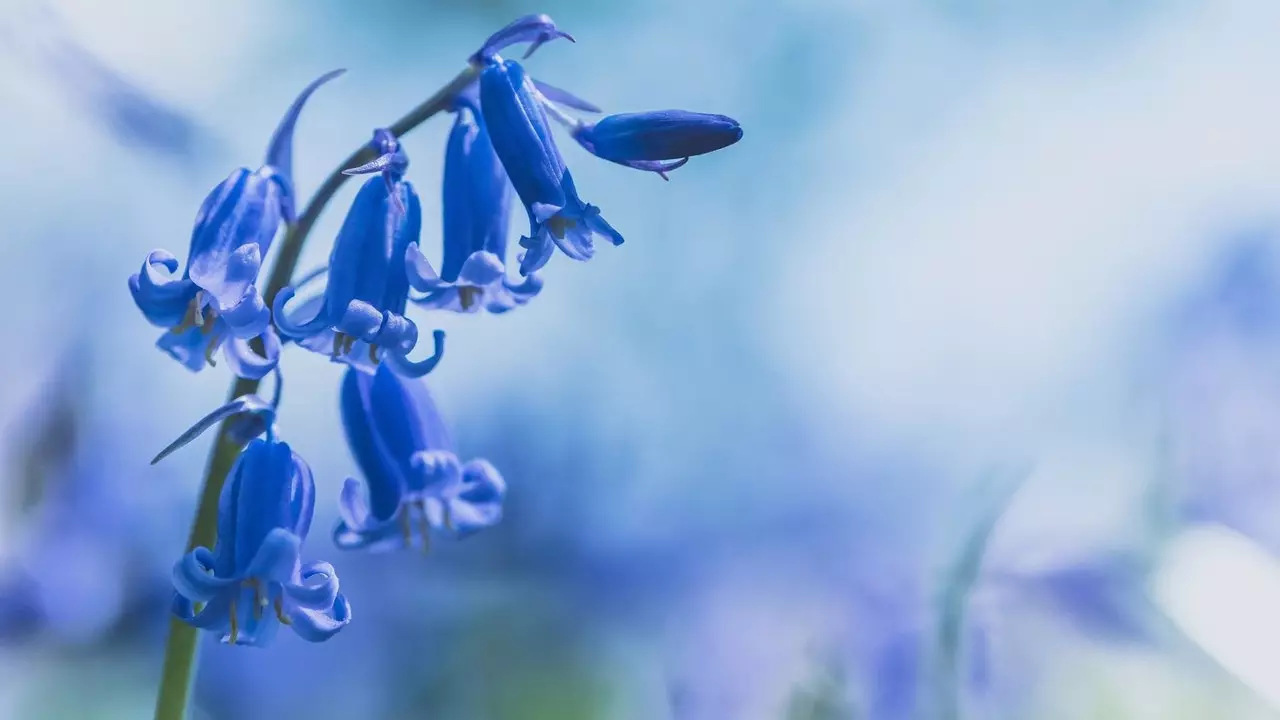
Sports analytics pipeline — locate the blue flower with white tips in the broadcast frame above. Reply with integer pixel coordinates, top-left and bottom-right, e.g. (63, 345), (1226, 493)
(480, 58), (623, 276)
(410, 93), (541, 314)
(272, 129), (445, 377)
(155, 396), (351, 647)
(334, 365), (506, 552)
(128, 69), (342, 379)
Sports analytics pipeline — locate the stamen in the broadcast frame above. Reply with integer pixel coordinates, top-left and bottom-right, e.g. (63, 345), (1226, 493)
(192, 290), (206, 328)
(415, 499), (431, 555)
(459, 286), (481, 310)
(172, 299), (197, 334)
(274, 596), (292, 626)
(442, 501), (454, 533)
(228, 596), (239, 644)
(203, 328), (224, 367)
(249, 579), (264, 620)
(331, 332), (344, 358)
(546, 215), (576, 239)
(399, 508), (413, 547)
(341, 333), (356, 356)
(368, 343), (379, 365)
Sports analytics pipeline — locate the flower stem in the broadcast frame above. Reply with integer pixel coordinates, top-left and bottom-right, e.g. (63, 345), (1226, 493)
(152, 62), (480, 720)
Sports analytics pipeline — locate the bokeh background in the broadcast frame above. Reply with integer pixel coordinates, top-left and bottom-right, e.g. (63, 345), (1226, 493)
(2, 0), (1280, 718)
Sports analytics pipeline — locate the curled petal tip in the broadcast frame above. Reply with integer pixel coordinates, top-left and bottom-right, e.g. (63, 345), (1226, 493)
(475, 14), (574, 62)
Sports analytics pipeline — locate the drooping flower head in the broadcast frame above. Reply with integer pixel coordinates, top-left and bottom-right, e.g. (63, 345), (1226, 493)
(156, 396), (350, 647)
(480, 57), (623, 276)
(334, 365), (506, 552)
(128, 69), (343, 379)
(408, 90), (541, 314)
(272, 129), (445, 378)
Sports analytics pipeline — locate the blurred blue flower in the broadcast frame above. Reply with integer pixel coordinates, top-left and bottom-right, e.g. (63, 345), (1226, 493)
(273, 129), (446, 378)
(128, 69), (343, 379)
(569, 110), (743, 177)
(0, 349), (175, 646)
(480, 57), (623, 276)
(161, 398), (351, 647)
(1, 3), (213, 162)
(335, 365), (506, 552)
(411, 94), (541, 314)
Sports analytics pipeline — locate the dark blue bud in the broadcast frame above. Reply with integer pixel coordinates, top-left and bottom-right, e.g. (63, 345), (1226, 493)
(573, 110), (742, 178)
(472, 14), (574, 63)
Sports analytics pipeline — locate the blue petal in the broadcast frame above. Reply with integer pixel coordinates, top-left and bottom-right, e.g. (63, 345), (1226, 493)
(222, 330), (281, 381)
(263, 68), (346, 223)
(408, 450), (462, 496)
(333, 477), (408, 552)
(129, 250), (198, 327)
(172, 546), (235, 602)
(229, 440), (314, 574)
(286, 589), (351, 643)
(472, 14), (574, 63)
(384, 329), (446, 378)
(271, 286), (330, 339)
(443, 105), (514, 279)
(481, 59), (570, 226)
(172, 592), (232, 632)
(405, 241), (445, 292)
(242, 528), (303, 586)
(574, 110), (742, 163)
(446, 459), (507, 538)
(187, 169), (281, 311)
(216, 280), (270, 339)
(283, 561), (340, 611)
(340, 369), (409, 523)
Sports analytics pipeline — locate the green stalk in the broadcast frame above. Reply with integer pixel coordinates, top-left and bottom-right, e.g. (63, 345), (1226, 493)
(152, 62), (480, 720)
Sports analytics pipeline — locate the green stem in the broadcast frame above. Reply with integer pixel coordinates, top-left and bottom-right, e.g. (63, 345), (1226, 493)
(152, 62), (481, 720)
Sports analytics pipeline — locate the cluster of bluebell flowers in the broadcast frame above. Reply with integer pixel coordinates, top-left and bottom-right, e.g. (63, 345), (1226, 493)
(135, 13), (740, 649)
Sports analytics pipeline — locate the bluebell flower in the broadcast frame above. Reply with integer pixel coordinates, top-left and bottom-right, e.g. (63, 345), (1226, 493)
(272, 129), (446, 377)
(480, 58), (623, 276)
(569, 110), (743, 178)
(158, 397), (351, 647)
(334, 365), (506, 552)
(128, 69), (343, 379)
(409, 94), (541, 314)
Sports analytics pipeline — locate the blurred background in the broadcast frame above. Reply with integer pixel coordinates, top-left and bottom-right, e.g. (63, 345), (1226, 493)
(1, 0), (1280, 718)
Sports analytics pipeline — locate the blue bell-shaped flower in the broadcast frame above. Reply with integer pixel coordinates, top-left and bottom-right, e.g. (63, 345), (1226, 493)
(409, 93), (541, 314)
(272, 129), (445, 378)
(128, 69), (342, 379)
(480, 58), (622, 276)
(157, 397), (351, 647)
(334, 365), (506, 552)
